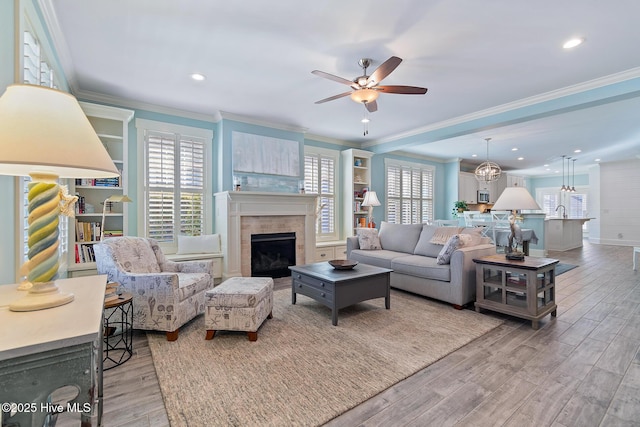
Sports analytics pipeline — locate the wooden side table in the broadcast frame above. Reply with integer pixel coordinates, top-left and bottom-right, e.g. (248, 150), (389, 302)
(473, 255), (558, 329)
(103, 292), (133, 370)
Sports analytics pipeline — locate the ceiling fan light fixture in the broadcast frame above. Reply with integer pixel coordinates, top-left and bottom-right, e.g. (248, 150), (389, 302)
(350, 88), (379, 104)
(475, 137), (502, 183)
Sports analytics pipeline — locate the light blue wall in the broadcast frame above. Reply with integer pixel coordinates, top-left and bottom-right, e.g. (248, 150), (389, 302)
(0, 0), (16, 285)
(443, 161), (461, 220)
(529, 173), (589, 194)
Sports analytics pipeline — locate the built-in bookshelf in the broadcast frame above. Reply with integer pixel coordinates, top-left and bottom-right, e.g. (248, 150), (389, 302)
(341, 148), (374, 237)
(68, 103), (134, 276)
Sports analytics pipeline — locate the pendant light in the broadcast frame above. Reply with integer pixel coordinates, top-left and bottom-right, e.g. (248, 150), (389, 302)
(475, 137), (502, 182)
(560, 155), (567, 192)
(570, 158), (577, 192)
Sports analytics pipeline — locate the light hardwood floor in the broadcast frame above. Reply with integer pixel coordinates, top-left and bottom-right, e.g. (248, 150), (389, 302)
(58, 241), (640, 426)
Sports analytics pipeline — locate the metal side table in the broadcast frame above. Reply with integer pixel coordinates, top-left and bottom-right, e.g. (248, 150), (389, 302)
(103, 292), (133, 370)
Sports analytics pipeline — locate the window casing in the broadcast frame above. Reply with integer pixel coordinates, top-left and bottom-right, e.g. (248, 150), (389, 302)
(137, 119), (213, 253)
(385, 159), (434, 224)
(304, 147), (338, 241)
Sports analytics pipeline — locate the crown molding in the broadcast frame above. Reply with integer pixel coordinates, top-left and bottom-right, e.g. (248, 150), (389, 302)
(304, 133), (357, 147)
(75, 88), (221, 123)
(363, 67), (640, 149)
(219, 111), (308, 134)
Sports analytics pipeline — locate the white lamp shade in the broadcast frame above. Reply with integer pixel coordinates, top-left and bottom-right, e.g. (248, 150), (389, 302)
(492, 187), (541, 211)
(0, 85), (119, 178)
(362, 190), (381, 207)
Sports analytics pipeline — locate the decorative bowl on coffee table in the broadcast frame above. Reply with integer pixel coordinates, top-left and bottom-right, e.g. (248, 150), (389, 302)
(328, 259), (358, 270)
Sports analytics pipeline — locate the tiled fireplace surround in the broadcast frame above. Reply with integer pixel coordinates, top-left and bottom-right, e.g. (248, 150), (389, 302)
(214, 191), (318, 278)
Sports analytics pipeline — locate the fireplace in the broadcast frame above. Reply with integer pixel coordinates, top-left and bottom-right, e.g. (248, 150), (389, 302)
(214, 191), (318, 279)
(251, 232), (296, 278)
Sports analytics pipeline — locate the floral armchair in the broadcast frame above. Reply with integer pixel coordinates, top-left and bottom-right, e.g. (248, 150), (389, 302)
(94, 237), (215, 341)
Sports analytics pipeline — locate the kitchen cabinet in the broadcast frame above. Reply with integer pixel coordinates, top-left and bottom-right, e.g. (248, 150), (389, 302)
(459, 172), (478, 204)
(507, 174), (526, 188)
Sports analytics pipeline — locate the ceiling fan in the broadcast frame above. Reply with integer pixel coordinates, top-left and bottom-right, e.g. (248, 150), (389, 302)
(312, 56), (428, 113)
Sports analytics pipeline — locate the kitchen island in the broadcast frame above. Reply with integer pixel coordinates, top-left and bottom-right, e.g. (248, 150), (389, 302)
(545, 217), (593, 251)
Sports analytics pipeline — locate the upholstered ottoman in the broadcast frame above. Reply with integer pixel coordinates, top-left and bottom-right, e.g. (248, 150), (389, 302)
(204, 277), (273, 341)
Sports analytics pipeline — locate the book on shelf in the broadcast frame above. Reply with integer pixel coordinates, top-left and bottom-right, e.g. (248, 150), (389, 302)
(75, 242), (96, 263)
(75, 220), (101, 242)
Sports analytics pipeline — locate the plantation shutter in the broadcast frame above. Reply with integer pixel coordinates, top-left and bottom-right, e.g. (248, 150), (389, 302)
(145, 131), (206, 242)
(179, 137), (205, 236)
(304, 149), (337, 239)
(385, 160), (434, 224)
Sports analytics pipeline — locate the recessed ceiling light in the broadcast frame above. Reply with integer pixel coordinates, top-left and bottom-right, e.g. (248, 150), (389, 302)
(595, 158), (601, 162)
(191, 73), (206, 81)
(517, 157), (524, 161)
(361, 117), (370, 123)
(574, 149), (581, 153)
(543, 164), (549, 167)
(471, 154), (477, 158)
(511, 148), (518, 151)
(563, 37), (584, 49)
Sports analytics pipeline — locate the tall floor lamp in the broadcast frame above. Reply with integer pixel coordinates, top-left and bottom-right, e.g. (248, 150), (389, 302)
(0, 85), (120, 311)
(100, 194), (132, 241)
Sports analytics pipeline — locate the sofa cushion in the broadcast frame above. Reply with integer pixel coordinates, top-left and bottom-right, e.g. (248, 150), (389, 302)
(348, 249), (406, 269)
(378, 221), (423, 253)
(391, 255), (451, 282)
(414, 225), (445, 258)
(436, 234), (475, 265)
(356, 228), (382, 250)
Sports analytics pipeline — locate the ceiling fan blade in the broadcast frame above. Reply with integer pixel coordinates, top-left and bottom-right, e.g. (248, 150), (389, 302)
(314, 91), (352, 104)
(311, 70), (355, 87)
(365, 100), (378, 113)
(376, 85), (428, 94)
(367, 56), (402, 86)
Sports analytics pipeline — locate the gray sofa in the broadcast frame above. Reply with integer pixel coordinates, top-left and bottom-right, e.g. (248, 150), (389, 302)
(346, 222), (496, 308)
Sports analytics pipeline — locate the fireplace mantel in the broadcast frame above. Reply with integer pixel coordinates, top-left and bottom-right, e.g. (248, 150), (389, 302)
(214, 191), (318, 278)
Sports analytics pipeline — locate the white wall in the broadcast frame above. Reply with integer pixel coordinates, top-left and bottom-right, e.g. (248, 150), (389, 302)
(596, 159), (640, 246)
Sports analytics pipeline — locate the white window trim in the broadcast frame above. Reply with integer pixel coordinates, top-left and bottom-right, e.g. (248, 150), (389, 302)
(384, 157), (435, 224)
(304, 145), (339, 242)
(136, 118), (213, 252)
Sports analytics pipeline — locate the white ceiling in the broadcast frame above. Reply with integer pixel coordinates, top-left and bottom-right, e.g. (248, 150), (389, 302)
(42, 0), (640, 176)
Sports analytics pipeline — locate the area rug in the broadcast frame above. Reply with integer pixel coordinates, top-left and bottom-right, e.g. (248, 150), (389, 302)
(556, 263), (578, 276)
(147, 289), (503, 427)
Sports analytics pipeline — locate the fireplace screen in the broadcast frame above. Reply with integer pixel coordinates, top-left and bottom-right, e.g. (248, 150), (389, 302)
(250, 232), (296, 278)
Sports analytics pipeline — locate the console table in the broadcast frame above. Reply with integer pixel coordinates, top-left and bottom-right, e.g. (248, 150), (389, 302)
(473, 255), (558, 329)
(0, 275), (107, 426)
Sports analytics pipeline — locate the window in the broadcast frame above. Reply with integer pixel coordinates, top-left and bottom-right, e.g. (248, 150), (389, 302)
(23, 30), (58, 88)
(19, 27), (63, 278)
(304, 147), (338, 240)
(536, 187), (589, 231)
(137, 119), (213, 251)
(385, 159), (434, 224)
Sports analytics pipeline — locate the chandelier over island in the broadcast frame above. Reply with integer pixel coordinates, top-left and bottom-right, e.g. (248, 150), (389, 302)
(475, 137), (502, 183)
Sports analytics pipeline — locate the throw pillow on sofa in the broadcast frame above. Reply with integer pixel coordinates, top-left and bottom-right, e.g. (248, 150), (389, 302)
(436, 234), (474, 265)
(378, 221), (423, 253)
(414, 224), (463, 257)
(356, 228), (382, 250)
